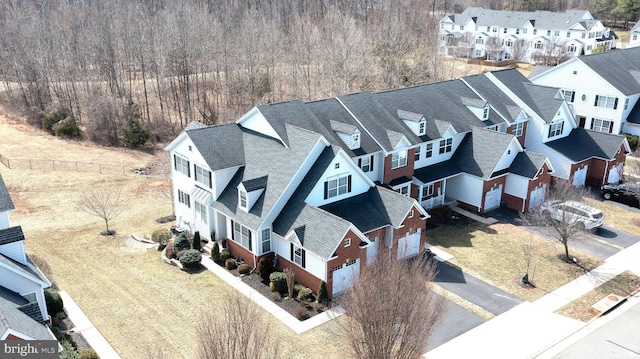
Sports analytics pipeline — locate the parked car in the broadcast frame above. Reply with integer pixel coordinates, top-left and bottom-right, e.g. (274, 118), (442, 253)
(540, 200), (604, 231)
(601, 182), (640, 207)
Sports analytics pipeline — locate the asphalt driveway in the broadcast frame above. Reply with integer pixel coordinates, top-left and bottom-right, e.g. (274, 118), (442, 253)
(434, 261), (523, 316)
(425, 293), (485, 352)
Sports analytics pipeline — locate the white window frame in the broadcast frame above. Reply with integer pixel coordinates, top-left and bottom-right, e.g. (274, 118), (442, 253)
(397, 185), (409, 196)
(624, 98), (629, 110)
(326, 174), (350, 199)
(563, 90), (575, 103)
(425, 143), (433, 158)
(361, 156), (372, 172)
(174, 155), (190, 177)
(391, 150), (408, 169)
(549, 122), (563, 138)
(178, 189), (190, 208)
(513, 122), (524, 137)
(418, 120), (426, 135)
(439, 138), (452, 154)
(534, 41), (543, 50)
(194, 164), (211, 188)
(567, 44), (576, 52)
(422, 183), (434, 198)
(351, 133), (360, 149)
(414, 145), (421, 161)
(195, 201), (207, 224)
(293, 245), (304, 266)
(595, 95), (617, 109)
(233, 221), (251, 250)
(475, 37), (484, 44)
(591, 118), (613, 133)
(261, 228), (271, 253)
(344, 238), (351, 247)
(239, 190), (247, 210)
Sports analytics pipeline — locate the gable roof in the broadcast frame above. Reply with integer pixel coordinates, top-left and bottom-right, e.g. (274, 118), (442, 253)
(0, 175), (15, 213)
(0, 254), (51, 288)
(186, 123), (245, 171)
(462, 74), (522, 123)
(0, 287), (54, 339)
(0, 226), (25, 246)
(627, 100), (640, 124)
(509, 151), (550, 179)
(444, 7), (595, 31)
(452, 128), (516, 178)
(578, 47), (640, 96)
(546, 128), (627, 162)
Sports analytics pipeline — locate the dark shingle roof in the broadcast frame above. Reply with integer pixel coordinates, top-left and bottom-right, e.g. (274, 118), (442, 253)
(509, 151), (549, 179)
(627, 100), (640, 124)
(0, 287), (54, 339)
(414, 161), (463, 184)
(462, 74), (522, 123)
(452, 128), (516, 178)
(186, 124), (245, 171)
(546, 128), (627, 162)
(0, 175), (15, 213)
(579, 47), (640, 96)
(0, 226), (25, 246)
(242, 176), (267, 192)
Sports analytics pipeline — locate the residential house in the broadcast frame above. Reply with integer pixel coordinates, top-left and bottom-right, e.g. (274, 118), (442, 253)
(530, 47), (640, 136)
(440, 7), (616, 63)
(629, 22), (640, 48)
(165, 120), (428, 297)
(483, 68), (629, 186)
(0, 175), (56, 341)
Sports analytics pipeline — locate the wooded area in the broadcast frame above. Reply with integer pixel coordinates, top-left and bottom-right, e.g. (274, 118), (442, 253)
(0, 0), (636, 144)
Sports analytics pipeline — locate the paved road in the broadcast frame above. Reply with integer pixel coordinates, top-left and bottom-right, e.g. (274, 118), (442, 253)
(434, 261), (523, 316)
(425, 293), (485, 352)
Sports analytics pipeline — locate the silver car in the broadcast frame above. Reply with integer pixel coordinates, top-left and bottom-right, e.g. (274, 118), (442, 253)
(540, 200), (604, 230)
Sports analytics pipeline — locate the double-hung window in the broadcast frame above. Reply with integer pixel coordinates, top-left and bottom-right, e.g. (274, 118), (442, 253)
(194, 165), (212, 188)
(174, 155), (190, 176)
(418, 121), (426, 135)
(233, 221), (252, 250)
(324, 174), (351, 199)
(548, 121), (564, 138)
(261, 228), (271, 253)
(425, 143), (433, 158)
(291, 244), (305, 267)
(178, 189), (190, 208)
(513, 122), (524, 137)
(414, 146), (421, 161)
(439, 138), (452, 154)
(563, 90), (575, 103)
(422, 183), (434, 198)
(195, 201), (207, 224)
(359, 156), (373, 173)
(239, 190), (247, 210)
(391, 150), (407, 169)
(594, 95), (618, 109)
(591, 118), (613, 133)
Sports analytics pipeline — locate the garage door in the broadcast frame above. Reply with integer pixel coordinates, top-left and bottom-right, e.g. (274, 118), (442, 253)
(484, 185), (503, 211)
(366, 240), (378, 264)
(397, 229), (421, 259)
(332, 259), (360, 296)
(607, 163), (623, 184)
(573, 165), (588, 186)
(529, 184), (547, 209)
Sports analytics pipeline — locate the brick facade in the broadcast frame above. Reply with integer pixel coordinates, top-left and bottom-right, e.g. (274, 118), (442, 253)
(326, 229), (368, 296)
(383, 148), (416, 185)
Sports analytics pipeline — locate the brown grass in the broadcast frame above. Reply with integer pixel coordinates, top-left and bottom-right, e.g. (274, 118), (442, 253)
(555, 271), (640, 322)
(0, 118), (346, 359)
(427, 221), (604, 302)
(584, 197), (640, 235)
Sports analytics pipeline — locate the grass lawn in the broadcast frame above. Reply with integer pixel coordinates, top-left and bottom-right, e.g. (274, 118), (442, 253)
(585, 196), (640, 235)
(0, 117), (346, 359)
(427, 219), (604, 303)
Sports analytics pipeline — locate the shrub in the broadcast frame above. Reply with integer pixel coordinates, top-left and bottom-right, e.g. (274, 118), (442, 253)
(221, 237), (228, 248)
(257, 253), (275, 282)
(269, 272), (287, 293)
(192, 231), (202, 251)
(220, 250), (231, 262)
(210, 230), (216, 241)
(225, 258), (237, 270)
(210, 242), (220, 262)
(79, 349), (99, 359)
(179, 249), (202, 269)
(238, 264), (251, 275)
(42, 106), (72, 133)
(44, 288), (64, 316)
(151, 228), (172, 245)
(173, 234), (191, 253)
(317, 281), (328, 305)
(52, 326), (77, 350)
(53, 116), (82, 139)
(59, 340), (79, 359)
(624, 133), (640, 152)
(295, 306), (310, 320)
(123, 116), (149, 147)
(297, 287), (314, 302)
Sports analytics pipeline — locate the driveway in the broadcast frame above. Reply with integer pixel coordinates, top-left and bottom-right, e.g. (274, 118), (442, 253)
(425, 293), (485, 352)
(434, 261), (523, 316)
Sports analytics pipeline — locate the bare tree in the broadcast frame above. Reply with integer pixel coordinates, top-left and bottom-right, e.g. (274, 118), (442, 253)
(197, 291), (279, 359)
(521, 180), (596, 262)
(485, 36), (503, 61)
(511, 39), (531, 63)
(338, 254), (446, 359)
(519, 233), (539, 285)
(78, 187), (123, 235)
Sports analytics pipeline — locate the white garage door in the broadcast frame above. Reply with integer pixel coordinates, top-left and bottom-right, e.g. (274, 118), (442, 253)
(366, 240), (378, 264)
(332, 259), (360, 296)
(607, 163), (623, 184)
(529, 184), (547, 209)
(573, 165), (588, 186)
(397, 229), (421, 259)
(484, 185), (503, 211)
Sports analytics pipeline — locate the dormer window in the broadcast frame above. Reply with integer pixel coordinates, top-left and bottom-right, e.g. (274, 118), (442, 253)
(352, 133), (360, 149)
(483, 106), (489, 120)
(548, 121), (564, 138)
(239, 190), (247, 210)
(418, 120), (426, 135)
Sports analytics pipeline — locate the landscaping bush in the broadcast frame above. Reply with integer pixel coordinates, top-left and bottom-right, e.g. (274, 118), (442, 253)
(624, 133), (640, 152)
(297, 287), (314, 302)
(123, 116), (149, 147)
(53, 116), (82, 139)
(173, 234), (191, 253)
(225, 258), (237, 270)
(257, 253), (275, 282)
(79, 349), (99, 359)
(179, 249), (202, 269)
(151, 228), (172, 246)
(238, 264), (251, 275)
(295, 306), (310, 320)
(220, 250), (231, 262)
(192, 231), (202, 251)
(317, 281), (328, 305)
(42, 106), (72, 133)
(221, 237), (228, 248)
(271, 292), (282, 302)
(269, 272), (287, 293)
(210, 242), (220, 262)
(44, 288), (64, 317)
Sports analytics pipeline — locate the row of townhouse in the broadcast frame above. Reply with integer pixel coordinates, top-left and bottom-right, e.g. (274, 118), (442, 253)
(631, 22), (640, 48)
(166, 68), (629, 298)
(530, 47), (640, 136)
(440, 7), (617, 63)
(0, 175), (57, 341)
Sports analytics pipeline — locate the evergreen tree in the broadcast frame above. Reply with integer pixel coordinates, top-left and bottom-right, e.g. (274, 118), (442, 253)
(192, 231), (202, 251)
(317, 281), (328, 305)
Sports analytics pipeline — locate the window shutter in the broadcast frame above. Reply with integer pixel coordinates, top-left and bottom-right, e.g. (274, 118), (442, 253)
(290, 243), (294, 262)
(231, 221), (235, 240)
(370, 155), (374, 171)
(609, 121), (614, 133)
(594, 95), (599, 106)
(561, 121), (564, 133)
(614, 98), (618, 109)
(548, 125), (552, 137)
(187, 161), (190, 177)
(301, 249), (306, 268)
(208, 171), (212, 189)
(249, 230), (252, 251)
(590, 120), (594, 130)
(173, 155), (177, 170)
(358, 158), (362, 168)
(324, 181), (328, 199)
(571, 92), (575, 103)
(347, 175), (352, 192)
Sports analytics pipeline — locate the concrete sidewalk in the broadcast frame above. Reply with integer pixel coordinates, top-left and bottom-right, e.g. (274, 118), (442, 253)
(59, 291), (121, 359)
(425, 239), (640, 359)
